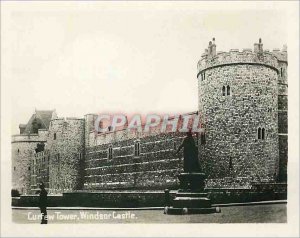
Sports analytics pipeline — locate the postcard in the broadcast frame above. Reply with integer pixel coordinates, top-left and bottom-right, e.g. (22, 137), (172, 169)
(1, 1), (299, 237)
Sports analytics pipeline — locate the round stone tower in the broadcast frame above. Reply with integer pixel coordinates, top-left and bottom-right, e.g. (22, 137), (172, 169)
(197, 38), (281, 183)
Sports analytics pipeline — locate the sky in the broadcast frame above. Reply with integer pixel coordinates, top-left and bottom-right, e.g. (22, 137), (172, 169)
(2, 2), (288, 134)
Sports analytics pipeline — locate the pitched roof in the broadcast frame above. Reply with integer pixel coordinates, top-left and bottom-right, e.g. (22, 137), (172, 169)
(21, 110), (57, 134)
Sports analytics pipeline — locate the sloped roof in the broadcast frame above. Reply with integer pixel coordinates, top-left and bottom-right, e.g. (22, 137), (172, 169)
(21, 110), (57, 134)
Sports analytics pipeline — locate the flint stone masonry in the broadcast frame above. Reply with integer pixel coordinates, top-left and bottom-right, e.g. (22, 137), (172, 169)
(12, 130), (48, 194)
(198, 50), (279, 75)
(197, 39), (287, 184)
(198, 64), (279, 181)
(47, 118), (85, 194)
(84, 113), (199, 190)
(31, 150), (50, 193)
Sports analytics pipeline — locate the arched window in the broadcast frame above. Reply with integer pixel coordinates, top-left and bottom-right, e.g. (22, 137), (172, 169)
(262, 128), (265, 140)
(227, 85), (231, 96)
(222, 86), (226, 96)
(258, 127), (262, 139)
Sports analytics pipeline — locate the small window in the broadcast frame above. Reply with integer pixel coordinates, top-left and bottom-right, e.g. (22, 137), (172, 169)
(262, 128), (265, 140)
(108, 146), (113, 159)
(28, 166), (31, 171)
(280, 68), (283, 77)
(54, 133), (57, 140)
(201, 72), (206, 81)
(258, 127), (261, 139)
(200, 132), (206, 145)
(14, 167), (16, 171)
(227, 85), (231, 96)
(134, 141), (140, 156)
(222, 86), (226, 96)
(229, 158), (233, 170)
(17, 149), (20, 153)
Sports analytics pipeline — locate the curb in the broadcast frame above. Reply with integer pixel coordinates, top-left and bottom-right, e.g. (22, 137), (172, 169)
(212, 200), (287, 207)
(12, 200), (287, 210)
(12, 206), (164, 211)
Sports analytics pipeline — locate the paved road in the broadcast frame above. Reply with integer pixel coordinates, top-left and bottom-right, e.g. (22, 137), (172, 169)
(12, 204), (286, 223)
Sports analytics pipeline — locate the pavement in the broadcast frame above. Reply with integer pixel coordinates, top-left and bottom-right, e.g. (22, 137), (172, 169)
(12, 201), (287, 223)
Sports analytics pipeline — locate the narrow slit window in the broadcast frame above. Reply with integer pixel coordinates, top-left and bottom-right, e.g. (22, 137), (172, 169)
(262, 128), (265, 140)
(222, 86), (226, 96)
(258, 127), (262, 139)
(173, 142), (177, 150)
(108, 146), (113, 159)
(201, 132), (206, 145)
(54, 133), (57, 140)
(227, 85), (231, 96)
(229, 158), (233, 170)
(134, 141), (140, 156)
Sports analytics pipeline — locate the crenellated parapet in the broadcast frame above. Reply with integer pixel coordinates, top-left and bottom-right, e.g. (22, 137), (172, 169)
(197, 38), (287, 77)
(198, 40), (280, 77)
(270, 46), (287, 62)
(11, 129), (48, 143)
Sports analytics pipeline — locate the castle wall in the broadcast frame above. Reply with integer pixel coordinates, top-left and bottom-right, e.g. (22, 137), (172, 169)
(30, 150), (50, 193)
(84, 113), (198, 190)
(47, 118), (85, 194)
(275, 52), (288, 182)
(198, 49), (279, 182)
(12, 40), (288, 194)
(11, 132), (47, 194)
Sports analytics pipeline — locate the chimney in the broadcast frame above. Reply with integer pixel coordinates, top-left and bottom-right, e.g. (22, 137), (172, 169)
(254, 38), (263, 53)
(208, 41), (212, 57)
(19, 124), (26, 134)
(211, 38), (216, 57)
(282, 44), (287, 52)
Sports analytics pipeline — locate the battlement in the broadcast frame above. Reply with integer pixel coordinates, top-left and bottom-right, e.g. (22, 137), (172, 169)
(270, 46), (287, 62)
(197, 38), (285, 75)
(11, 134), (46, 143)
(50, 117), (84, 127)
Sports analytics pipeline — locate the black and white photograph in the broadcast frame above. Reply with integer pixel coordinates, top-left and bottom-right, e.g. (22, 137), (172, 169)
(1, 1), (299, 237)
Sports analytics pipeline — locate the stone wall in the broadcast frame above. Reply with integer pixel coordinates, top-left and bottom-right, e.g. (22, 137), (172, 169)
(31, 150), (50, 193)
(276, 55), (288, 182)
(11, 131), (47, 195)
(84, 113), (199, 190)
(47, 118), (85, 194)
(198, 62), (279, 182)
